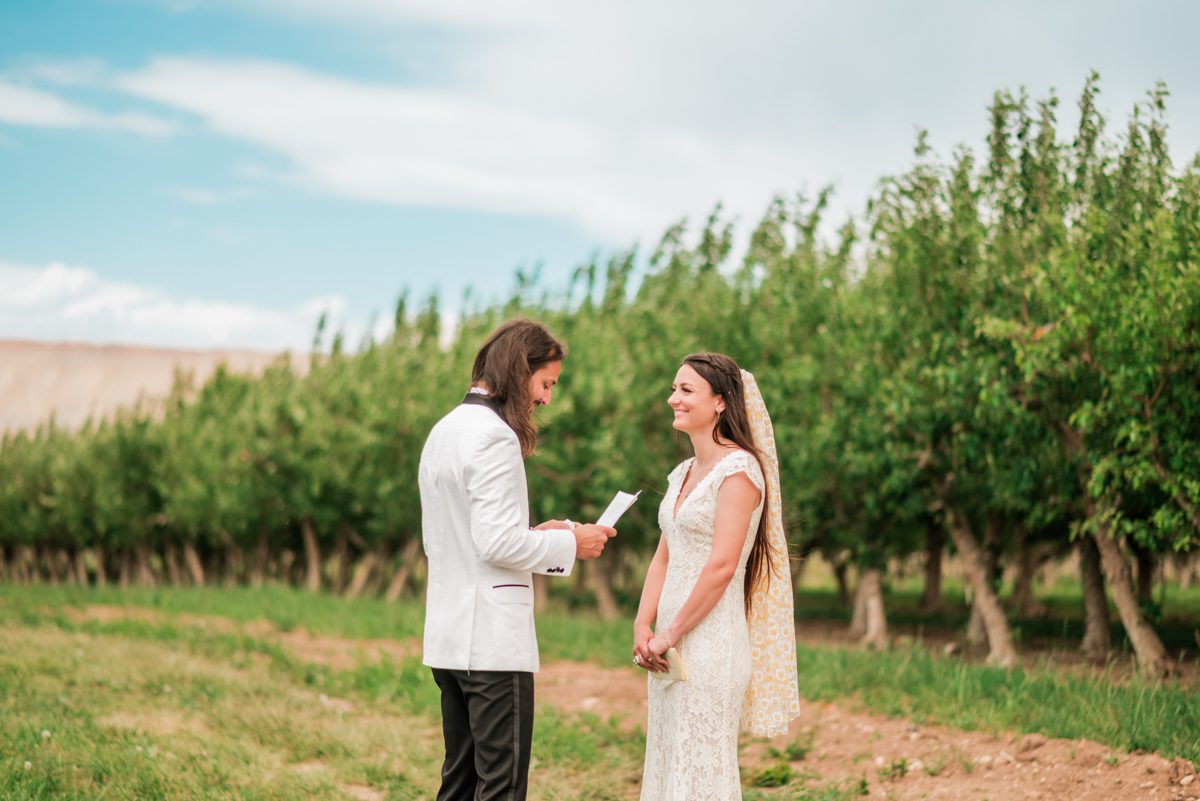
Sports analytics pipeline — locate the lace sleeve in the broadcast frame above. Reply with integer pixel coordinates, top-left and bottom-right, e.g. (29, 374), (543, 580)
(716, 450), (765, 494)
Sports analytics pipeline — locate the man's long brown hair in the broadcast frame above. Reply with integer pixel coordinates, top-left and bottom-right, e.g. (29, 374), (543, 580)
(682, 352), (776, 615)
(471, 320), (566, 457)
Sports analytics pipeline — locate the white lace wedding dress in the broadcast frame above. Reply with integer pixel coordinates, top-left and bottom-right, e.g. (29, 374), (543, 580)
(640, 450), (765, 801)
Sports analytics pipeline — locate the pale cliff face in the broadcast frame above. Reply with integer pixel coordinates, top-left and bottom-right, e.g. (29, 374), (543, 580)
(0, 340), (307, 433)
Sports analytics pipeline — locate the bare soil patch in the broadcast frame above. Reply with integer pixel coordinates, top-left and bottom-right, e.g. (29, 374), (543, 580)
(537, 660), (648, 732)
(273, 628), (417, 672)
(60, 604), (419, 670)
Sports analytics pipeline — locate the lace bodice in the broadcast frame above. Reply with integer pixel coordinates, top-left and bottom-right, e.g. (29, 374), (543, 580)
(659, 450), (764, 584)
(640, 449), (765, 801)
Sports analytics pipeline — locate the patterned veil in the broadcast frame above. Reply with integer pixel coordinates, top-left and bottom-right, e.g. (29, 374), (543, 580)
(739, 369), (801, 737)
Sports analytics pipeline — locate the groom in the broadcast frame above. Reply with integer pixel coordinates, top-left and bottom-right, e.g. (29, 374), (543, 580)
(419, 319), (616, 801)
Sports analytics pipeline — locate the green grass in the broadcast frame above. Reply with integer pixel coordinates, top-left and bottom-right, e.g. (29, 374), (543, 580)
(3, 580), (1199, 801)
(794, 642), (1200, 762)
(0, 583), (425, 641)
(0, 624), (446, 801)
(0, 586), (643, 800)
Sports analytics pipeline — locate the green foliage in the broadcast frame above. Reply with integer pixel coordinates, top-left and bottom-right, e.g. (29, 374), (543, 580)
(0, 75), (1196, 626)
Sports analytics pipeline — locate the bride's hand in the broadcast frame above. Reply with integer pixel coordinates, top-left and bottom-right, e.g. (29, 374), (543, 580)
(633, 625), (665, 672)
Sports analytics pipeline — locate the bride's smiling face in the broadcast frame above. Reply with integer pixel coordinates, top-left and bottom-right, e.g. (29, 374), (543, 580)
(668, 364), (726, 434)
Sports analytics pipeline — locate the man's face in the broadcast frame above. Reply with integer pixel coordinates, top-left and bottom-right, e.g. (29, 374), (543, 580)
(528, 360), (561, 410)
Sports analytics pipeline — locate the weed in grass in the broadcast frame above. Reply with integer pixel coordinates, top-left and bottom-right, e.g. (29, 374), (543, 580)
(877, 757), (908, 782)
(1104, 754), (1120, 766)
(750, 760), (793, 787)
(768, 730), (814, 762)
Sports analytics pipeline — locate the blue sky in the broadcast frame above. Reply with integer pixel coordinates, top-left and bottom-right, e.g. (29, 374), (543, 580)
(2, 0), (1198, 350)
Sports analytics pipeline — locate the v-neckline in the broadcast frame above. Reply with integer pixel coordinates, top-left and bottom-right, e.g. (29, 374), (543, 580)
(671, 450), (742, 519)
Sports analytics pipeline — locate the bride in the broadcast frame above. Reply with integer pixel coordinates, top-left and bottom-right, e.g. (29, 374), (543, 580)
(632, 352), (801, 800)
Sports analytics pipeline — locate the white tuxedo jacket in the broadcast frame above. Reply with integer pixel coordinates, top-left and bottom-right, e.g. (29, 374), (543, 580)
(419, 401), (576, 672)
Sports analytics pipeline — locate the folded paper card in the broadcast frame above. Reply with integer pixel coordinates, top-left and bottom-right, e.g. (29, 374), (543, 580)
(596, 490), (641, 528)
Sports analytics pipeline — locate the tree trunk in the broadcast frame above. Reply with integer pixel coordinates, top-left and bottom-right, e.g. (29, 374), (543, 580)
(1078, 536), (1111, 657)
(93, 547), (108, 587)
(1092, 529), (1169, 677)
(56, 550), (76, 586)
(277, 549), (296, 584)
(118, 548), (133, 588)
(1133, 543), (1156, 604)
(72, 549), (89, 586)
(182, 542), (205, 585)
(222, 541), (244, 588)
(163, 544), (183, 586)
(943, 504), (1017, 667)
(1008, 528), (1049, 618)
(858, 567), (889, 650)
(332, 525), (350, 594)
(384, 539), (422, 602)
(204, 548), (222, 585)
(134, 543), (155, 586)
(1171, 554), (1193, 590)
(344, 546), (383, 599)
(966, 598), (987, 647)
(301, 517), (322, 593)
(0, 544), (8, 582)
(831, 554), (851, 607)
(14, 546), (32, 583)
(848, 571), (867, 638)
(919, 521), (945, 612)
(249, 533), (269, 588)
(586, 558), (620, 621)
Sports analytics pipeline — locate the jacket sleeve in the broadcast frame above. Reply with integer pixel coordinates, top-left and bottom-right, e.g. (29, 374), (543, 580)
(465, 426), (576, 576)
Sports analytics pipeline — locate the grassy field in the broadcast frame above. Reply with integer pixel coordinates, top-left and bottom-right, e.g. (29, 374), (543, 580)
(2, 584), (1198, 800)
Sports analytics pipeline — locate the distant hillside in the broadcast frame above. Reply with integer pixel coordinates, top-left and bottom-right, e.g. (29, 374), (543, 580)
(0, 340), (308, 434)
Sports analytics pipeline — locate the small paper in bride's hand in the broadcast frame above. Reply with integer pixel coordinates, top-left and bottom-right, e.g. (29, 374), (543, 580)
(650, 647), (687, 682)
(595, 490), (641, 528)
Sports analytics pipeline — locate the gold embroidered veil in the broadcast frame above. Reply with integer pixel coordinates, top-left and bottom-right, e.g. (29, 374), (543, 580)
(740, 369), (801, 737)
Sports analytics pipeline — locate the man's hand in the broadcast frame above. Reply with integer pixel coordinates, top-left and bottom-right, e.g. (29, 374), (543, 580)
(533, 519), (570, 531)
(573, 524), (616, 560)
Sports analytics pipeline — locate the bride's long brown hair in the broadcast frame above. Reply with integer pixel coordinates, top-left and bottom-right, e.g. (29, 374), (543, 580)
(682, 352), (776, 615)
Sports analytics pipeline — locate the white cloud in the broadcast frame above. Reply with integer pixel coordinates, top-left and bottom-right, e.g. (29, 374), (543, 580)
(16, 58), (112, 88)
(12, 2), (1200, 251)
(0, 260), (348, 350)
(0, 78), (177, 136)
(107, 55), (816, 240)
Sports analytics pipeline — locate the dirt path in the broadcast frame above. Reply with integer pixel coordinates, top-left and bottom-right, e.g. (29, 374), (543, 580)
(59, 605), (1198, 800)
